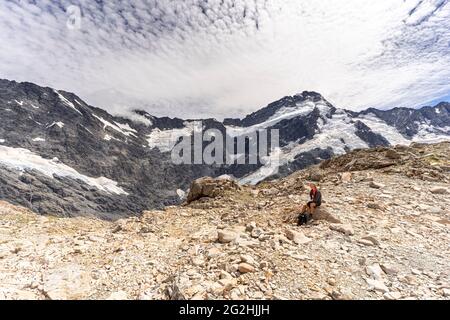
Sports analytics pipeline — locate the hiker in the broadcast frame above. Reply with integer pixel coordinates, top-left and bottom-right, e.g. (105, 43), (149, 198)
(297, 183), (322, 226)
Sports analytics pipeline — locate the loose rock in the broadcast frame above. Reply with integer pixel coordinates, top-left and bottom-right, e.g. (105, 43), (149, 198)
(238, 263), (256, 274)
(330, 224), (354, 236)
(217, 230), (238, 243)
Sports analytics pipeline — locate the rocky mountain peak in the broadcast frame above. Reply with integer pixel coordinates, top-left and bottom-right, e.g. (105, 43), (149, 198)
(294, 90), (325, 101)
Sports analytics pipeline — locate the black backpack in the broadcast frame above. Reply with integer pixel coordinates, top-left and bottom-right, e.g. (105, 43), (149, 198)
(298, 213), (312, 226)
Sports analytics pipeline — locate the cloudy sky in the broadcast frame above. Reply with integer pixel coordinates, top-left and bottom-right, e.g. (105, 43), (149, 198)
(1, 0), (450, 119)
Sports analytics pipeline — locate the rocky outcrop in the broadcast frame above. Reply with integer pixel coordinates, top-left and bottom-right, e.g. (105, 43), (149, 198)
(319, 142), (450, 184)
(186, 177), (241, 204)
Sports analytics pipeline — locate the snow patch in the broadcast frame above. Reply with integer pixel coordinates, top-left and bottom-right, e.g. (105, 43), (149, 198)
(239, 148), (283, 185)
(92, 114), (137, 138)
(0, 146), (128, 195)
(31, 104), (39, 109)
(80, 125), (93, 135)
(358, 114), (410, 146)
(47, 121), (65, 129)
(176, 189), (186, 200)
(14, 100), (24, 106)
(147, 121), (202, 152)
(32, 137), (45, 142)
(226, 100), (318, 138)
(104, 134), (121, 142)
(405, 0), (443, 25)
(0, 139), (5, 143)
(114, 121), (137, 133)
(413, 124), (450, 144)
(359, 114), (450, 145)
(54, 90), (82, 115)
(240, 111), (368, 185)
(285, 111), (369, 156)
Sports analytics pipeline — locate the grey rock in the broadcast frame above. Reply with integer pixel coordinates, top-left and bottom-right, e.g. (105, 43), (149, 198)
(380, 263), (400, 275)
(430, 187), (448, 195)
(370, 181), (385, 189)
(330, 224), (354, 236)
(217, 230), (238, 244)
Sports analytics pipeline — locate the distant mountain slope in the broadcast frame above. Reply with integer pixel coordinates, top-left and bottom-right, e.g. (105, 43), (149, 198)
(0, 79), (448, 218)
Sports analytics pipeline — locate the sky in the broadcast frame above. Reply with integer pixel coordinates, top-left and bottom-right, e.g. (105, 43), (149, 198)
(1, 0), (450, 120)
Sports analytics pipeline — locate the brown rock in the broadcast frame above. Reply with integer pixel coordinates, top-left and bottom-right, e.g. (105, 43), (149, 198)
(186, 177), (241, 204)
(238, 263), (256, 274)
(308, 171), (323, 182)
(361, 236), (380, 246)
(340, 172), (353, 183)
(312, 207), (341, 224)
(330, 224), (354, 236)
(385, 149), (402, 160)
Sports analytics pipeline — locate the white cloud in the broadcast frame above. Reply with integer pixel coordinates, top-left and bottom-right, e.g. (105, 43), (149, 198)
(0, 0), (449, 119)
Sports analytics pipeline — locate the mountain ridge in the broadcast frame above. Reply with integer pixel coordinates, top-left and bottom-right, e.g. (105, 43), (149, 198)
(0, 78), (449, 218)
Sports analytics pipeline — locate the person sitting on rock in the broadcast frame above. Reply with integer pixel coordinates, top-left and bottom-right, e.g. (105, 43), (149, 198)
(297, 183), (322, 226)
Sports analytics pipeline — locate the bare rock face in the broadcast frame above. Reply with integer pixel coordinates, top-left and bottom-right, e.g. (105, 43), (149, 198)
(186, 177), (241, 204)
(312, 207), (341, 224)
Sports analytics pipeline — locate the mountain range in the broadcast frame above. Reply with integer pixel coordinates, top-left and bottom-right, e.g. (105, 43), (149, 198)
(0, 79), (449, 219)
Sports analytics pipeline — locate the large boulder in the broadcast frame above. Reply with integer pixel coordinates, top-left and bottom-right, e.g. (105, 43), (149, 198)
(307, 171), (323, 182)
(186, 177), (241, 204)
(312, 207), (341, 224)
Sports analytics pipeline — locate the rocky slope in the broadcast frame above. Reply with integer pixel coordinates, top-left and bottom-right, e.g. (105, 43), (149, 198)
(1, 79), (449, 218)
(0, 142), (448, 300)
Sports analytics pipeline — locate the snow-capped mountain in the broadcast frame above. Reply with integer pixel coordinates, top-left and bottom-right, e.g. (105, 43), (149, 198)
(0, 79), (449, 218)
